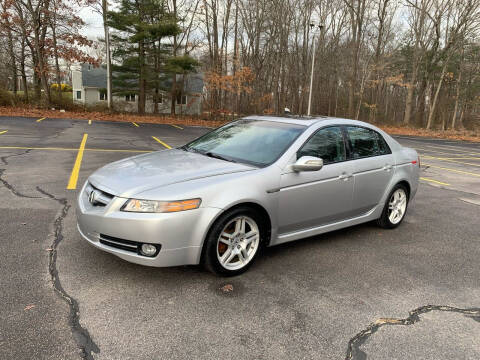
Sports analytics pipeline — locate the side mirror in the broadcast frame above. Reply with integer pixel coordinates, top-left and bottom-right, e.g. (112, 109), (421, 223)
(291, 156), (323, 172)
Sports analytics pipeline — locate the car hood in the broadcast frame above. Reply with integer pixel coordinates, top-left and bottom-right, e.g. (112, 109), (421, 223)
(88, 149), (255, 198)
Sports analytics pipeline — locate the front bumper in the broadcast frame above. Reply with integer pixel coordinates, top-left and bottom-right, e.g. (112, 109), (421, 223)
(76, 182), (222, 267)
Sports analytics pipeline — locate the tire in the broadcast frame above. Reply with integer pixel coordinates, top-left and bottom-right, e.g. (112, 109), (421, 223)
(376, 183), (409, 229)
(203, 206), (265, 276)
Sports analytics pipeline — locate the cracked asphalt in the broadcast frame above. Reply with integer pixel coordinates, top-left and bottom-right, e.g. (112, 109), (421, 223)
(0, 116), (479, 359)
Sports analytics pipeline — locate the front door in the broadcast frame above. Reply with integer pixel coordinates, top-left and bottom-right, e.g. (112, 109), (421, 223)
(277, 126), (355, 235)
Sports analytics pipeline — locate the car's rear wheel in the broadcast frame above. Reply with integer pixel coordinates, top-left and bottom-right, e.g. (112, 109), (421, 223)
(377, 184), (409, 229)
(203, 207), (263, 276)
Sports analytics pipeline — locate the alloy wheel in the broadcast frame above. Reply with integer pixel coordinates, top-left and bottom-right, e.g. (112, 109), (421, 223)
(216, 216), (260, 271)
(388, 188), (407, 225)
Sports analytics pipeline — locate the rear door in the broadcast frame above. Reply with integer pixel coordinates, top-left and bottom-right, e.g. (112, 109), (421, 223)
(344, 126), (394, 216)
(277, 126), (355, 235)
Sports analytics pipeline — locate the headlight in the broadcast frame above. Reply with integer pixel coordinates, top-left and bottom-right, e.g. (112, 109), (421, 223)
(121, 198), (201, 213)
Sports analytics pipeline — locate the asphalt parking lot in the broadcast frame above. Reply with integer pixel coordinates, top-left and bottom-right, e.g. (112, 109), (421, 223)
(0, 116), (479, 360)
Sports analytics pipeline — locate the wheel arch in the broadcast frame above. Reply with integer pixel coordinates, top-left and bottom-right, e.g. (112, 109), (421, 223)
(396, 179), (411, 198)
(199, 201), (273, 264)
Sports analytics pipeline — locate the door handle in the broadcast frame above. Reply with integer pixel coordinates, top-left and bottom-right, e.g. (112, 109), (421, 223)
(339, 173), (353, 181)
(382, 164), (393, 171)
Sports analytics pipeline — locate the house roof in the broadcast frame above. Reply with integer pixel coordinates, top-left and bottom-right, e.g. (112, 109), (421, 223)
(80, 64), (203, 94)
(177, 73), (204, 94)
(81, 64), (107, 88)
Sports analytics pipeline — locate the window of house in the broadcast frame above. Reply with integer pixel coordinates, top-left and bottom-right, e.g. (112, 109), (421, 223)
(76, 91), (81, 100)
(176, 94), (187, 105)
(158, 94), (163, 103)
(297, 126), (346, 164)
(125, 94), (135, 102)
(99, 92), (106, 101)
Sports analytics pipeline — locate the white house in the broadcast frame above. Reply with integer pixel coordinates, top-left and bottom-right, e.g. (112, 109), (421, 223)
(71, 64), (205, 115)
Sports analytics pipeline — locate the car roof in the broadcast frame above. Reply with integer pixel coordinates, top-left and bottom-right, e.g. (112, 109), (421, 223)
(242, 115), (374, 128)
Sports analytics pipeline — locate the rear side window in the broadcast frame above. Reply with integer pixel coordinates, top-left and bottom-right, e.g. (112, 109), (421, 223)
(345, 126), (391, 159)
(297, 126), (346, 164)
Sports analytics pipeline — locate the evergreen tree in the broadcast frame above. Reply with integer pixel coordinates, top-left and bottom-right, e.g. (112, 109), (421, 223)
(108, 0), (180, 114)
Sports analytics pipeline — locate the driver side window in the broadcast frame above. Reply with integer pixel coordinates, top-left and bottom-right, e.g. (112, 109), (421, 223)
(297, 127), (346, 164)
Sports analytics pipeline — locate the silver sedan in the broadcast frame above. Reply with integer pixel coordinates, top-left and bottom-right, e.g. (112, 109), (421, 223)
(77, 116), (419, 275)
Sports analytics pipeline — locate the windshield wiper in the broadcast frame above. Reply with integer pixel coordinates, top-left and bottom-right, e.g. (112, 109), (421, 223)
(181, 146), (202, 154)
(182, 146), (237, 163)
(205, 152), (237, 163)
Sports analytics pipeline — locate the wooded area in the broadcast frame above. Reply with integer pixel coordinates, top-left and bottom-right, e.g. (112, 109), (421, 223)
(1, 0), (480, 130)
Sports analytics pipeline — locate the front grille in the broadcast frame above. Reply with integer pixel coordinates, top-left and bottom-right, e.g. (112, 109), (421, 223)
(85, 183), (114, 207)
(99, 234), (160, 256)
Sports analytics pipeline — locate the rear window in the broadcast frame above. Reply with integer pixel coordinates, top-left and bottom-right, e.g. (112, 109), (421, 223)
(345, 126), (391, 158)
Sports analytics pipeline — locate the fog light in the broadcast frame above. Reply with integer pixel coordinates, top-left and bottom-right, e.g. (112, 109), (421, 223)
(140, 244), (157, 257)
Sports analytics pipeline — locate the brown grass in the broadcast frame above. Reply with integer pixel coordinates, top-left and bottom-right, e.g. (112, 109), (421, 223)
(0, 106), (228, 128)
(1, 105), (478, 142)
(380, 125), (480, 143)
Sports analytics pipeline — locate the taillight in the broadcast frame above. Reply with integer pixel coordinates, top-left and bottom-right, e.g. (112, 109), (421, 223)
(412, 157), (420, 167)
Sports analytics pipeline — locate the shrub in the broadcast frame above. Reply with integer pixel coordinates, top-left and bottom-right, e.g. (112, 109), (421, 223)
(87, 102), (110, 113)
(50, 93), (82, 111)
(0, 89), (15, 106)
(50, 83), (73, 92)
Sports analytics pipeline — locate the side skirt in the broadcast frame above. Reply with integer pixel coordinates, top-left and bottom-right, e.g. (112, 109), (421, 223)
(271, 205), (381, 246)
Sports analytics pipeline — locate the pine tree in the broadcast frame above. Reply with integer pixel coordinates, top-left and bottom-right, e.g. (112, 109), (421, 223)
(108, 0), (180, 114)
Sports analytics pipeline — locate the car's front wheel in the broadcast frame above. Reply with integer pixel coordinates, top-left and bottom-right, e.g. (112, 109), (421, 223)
(377, 183), (409, 229)
(203, 207), (264, 276)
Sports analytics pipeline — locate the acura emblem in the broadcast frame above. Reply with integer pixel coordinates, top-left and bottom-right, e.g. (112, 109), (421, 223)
(89, 190), (99, 204)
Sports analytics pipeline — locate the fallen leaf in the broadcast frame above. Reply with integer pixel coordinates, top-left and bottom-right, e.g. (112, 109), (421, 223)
(24, 304), (35, 311)
(220, 284), (234, 293)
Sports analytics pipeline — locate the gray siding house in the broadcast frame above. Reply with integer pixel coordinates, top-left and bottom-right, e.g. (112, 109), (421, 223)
(71, 64), (204, 115)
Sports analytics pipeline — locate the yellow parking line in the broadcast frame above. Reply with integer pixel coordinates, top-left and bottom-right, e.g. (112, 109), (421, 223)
(421, 144), (480, 156)
(88, 120), (92, 125)
(436, 157), (480, 160)
(0, 130), (7, 135)
(423, 163), (480, 178)
(0, 145), (150, 153)
(85, 148), (151, 153)
(420, 177), (450, 186)
(416, 146), (478, 157)
(67, 134), (88, 190)
(36, 117), (46, 122)
(422, 155), (480, 167)
(170, 124), (183, 130)
(0, 146), (77, 151)
(132, 122), (139, 127)
(152, 136), (172, 149)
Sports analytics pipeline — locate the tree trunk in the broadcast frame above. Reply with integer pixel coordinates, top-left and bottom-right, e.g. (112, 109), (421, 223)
(415, 77), (427, 127)
(233, 0), (239, 113)
(170, 0), (178, 115)
(451, 69), (462, 130)
(27, 0), (51, 105)
(20, 44), (28, 102)
(51, 14), (62, 100)
(403, 78), (416, 125)
(426, 62), (447, 129)
(33, 32), (50, 104)
(138, 40), (146, 114)
(102, 0), (113, 109)
(6, 25), (17, 96)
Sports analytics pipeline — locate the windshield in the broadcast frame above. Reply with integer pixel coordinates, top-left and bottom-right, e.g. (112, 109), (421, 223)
(183, 120), (306, 167)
